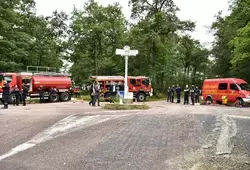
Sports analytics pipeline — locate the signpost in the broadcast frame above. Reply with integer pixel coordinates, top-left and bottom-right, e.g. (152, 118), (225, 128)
(116, 46), (138, 101)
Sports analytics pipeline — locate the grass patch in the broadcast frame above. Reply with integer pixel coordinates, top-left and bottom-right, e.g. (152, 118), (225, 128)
(103, 103), (150, 110)
(77, 95), (120, 103)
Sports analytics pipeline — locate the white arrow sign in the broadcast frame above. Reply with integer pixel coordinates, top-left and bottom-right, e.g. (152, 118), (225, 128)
(116, 49), (138, 56)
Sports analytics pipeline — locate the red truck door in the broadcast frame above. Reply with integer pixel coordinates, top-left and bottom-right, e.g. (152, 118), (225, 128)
(228, 83), (240, 102)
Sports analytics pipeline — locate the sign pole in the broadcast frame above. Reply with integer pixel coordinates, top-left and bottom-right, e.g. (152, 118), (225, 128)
(124, 55), (128, 98)
(116, 45), (138, 102)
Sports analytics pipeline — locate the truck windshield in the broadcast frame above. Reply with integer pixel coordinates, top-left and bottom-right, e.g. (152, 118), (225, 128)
(142, 78), (150, 86)
(237, 83), (250, 91)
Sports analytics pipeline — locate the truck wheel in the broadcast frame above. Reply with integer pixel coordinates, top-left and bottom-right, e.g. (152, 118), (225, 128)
(137, 93), (146, 102)
(236, 98), (244, 105)
(49, 93), (59, 103)
(8, 93), (15, 104)
(60, 92), (70, 102)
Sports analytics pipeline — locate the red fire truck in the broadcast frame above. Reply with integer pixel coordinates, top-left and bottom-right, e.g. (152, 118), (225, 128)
(0, 71), (74, 104)
(89, 76), (153, 102)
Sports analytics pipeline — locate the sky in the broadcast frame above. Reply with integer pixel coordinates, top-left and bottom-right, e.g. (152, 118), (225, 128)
(35, 0), (230, 48)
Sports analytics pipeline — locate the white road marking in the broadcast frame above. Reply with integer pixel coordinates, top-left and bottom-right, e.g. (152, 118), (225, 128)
(215, 115), (237, 156)
(0, 114), (127, 161)
(227, 115), (250, 120)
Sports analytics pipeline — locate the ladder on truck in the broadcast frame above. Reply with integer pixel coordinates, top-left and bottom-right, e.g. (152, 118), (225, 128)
(26, 66), (71, 77)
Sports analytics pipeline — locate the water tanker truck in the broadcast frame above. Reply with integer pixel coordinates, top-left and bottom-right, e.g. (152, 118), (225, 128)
(0, 72), (74, 104)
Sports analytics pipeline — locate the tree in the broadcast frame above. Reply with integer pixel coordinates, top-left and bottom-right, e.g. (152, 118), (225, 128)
(0, 0), (35, 71)
(127, 0), (197, 91)
(69, 1), (127, 84)
(0, 0), (68, 72)
(211, 0), (250, 78)
(230, 22), (250, 82)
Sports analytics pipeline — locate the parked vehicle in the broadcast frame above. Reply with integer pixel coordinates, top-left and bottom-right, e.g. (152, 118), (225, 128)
(202, 78), (250, 104)
(89, 76), (153, 102)
(0, 71), (73, 104)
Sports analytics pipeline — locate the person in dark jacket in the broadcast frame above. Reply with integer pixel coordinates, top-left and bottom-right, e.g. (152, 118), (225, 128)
(175, 85), (182, 103)
(184, 85), (190, 105)
(170, 85), (175, 103)
(195, 86), (200, 103)
(109, 81), (116, 103)
(13, 85), (20, 106)
(190, 85), (195, 105)
(93, 81), (100, 107)
(39, 85), (45, 103)
(22, 83), (29, 106)
(89, 83), (94, 106)
(167, 87), (171, 102)
(2, 82), (10, 109)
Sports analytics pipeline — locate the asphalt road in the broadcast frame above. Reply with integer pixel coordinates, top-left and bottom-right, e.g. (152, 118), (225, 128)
(0, 101), (250, 170)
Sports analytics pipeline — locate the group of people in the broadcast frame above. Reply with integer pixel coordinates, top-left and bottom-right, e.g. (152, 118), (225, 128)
(167, 84), (200, 105)
(1, 82), (29, 109)
(88, 81), (121, 106)
(88, 81), (101, 107)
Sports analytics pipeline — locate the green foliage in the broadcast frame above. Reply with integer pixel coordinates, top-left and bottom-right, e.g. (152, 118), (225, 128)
(69, 1), (127, 84)
(103, 103), (150, 110)
(0, 0), (67, 72)
(230, 22), (250, 82)
(211, 0), (250, 82)
(0, 0), (216, 93)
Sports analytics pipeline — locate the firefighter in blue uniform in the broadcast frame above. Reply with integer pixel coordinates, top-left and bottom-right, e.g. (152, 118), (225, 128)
(170, 85), (175, 103)
(167, 87), (171, 102)
(1, 82), (10, 109)
(22, 83), (29, 106)
(175, 85), (182, 103)
(195, 86), (200, 103)
(190, 85), (195, 105)
(13, 85), (20, 106)
(184, 85), (190, 105)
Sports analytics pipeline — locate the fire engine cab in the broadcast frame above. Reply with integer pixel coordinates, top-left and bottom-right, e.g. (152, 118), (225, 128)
(90, 76), (153, 102)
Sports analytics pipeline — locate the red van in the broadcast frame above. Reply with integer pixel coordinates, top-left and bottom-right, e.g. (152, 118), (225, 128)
(202, 78), (250, 104)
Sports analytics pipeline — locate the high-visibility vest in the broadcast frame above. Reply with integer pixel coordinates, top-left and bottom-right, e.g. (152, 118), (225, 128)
(222, 96), (228, 104)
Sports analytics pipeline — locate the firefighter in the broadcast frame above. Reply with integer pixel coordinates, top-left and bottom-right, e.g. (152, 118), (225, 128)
(190, 85), (195, 105)
(170, 85), (175, 103)
(92, 81), (100, 107)
(13, 85), (20, 106)
(1, 82), (10, 109)
(39, 85), (45, 103)
(94, 81), (101, 106)
(184, 85), (190, 105)
(22, 83), (29, 106)
(49, 87), (57, 96)
(195, 86), (200, 103)
(175, 85), (182, 103)
(88, 83), (94, 106)
(109, 81), (116, 103)
(167, 87), (171, 102)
